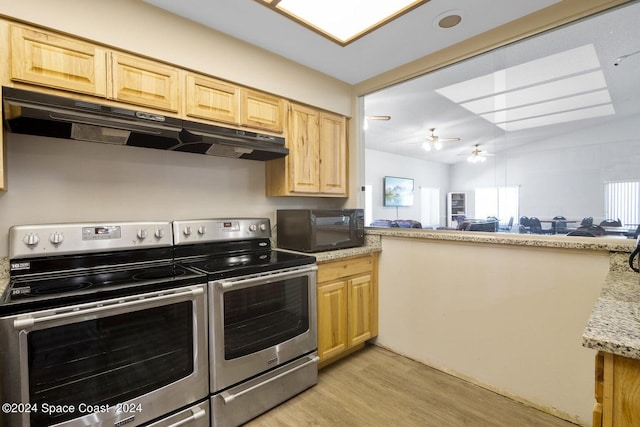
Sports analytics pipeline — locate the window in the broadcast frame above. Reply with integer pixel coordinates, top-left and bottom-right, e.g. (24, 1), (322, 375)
(475, 186), (519, 224)
(605, 181), (640, 225)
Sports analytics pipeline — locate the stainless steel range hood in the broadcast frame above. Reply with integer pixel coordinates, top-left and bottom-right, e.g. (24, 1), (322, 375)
(2, 87), (288, 161)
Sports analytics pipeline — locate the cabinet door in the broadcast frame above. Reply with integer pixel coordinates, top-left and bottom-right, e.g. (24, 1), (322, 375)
(185, 73), (239, 124)
(110, 53), (179, 112)
(240, 90), (284, 132)
(348, 274), (373, 347)
(319, 112), (348, 195)
(10, 25), (107, 96)
(287, 104), (320, 193)
(602, 352), (640, 427)
(317, 281), (348, 361)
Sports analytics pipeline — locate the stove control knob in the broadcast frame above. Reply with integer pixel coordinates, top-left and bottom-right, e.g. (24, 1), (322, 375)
(183, 226), (192, 237)
(154, 228), (165, 239)
(249, 224), (257, 232)
(259, 223), (268, 231)
(49, 232), (64, 245)
(198, 226), (207, 236)
(137, 229), (148, 240)
(23, 233), (39, 247)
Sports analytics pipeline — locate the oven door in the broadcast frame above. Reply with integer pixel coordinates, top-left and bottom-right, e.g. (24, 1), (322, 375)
(209, 265), (317, 392)
(0, 283), (208, 427)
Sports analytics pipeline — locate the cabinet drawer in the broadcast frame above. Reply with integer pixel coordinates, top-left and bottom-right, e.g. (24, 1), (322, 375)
(10, 25), (107, 96)
(318, 255), (373, 284)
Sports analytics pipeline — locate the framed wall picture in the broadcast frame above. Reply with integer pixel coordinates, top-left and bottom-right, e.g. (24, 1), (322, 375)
(384, 176), (414, 207)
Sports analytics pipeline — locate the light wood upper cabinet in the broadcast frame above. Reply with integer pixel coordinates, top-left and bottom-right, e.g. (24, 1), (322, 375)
(9, 25), (107, 97)
(110, 52), (179, 112)
(183, 74), (285, 132)
(287, 103), (320, 193)
(184, 73), (240, 125)
(240, 89), (284, 132)
(319, 112), (348, 195)
(265, 103), (348, 197)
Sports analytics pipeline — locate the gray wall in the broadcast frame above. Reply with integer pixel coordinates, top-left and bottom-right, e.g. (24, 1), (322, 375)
(365, 149), (450, 225)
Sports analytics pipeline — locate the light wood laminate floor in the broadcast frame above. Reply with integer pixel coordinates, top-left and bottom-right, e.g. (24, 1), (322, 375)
(246, 344), (578, 427)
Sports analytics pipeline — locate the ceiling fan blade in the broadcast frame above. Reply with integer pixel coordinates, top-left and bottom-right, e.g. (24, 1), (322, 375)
(439, 137), (461, 142)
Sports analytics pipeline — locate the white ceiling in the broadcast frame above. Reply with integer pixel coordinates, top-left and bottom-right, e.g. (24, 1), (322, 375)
(142, 0), (560, 85)
(142, 0), (639, 165)
(363, 1), (640, 163)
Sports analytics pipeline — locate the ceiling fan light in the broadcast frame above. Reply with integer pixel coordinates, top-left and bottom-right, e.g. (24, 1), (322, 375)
(422, 142), (432, 151)
(434, 141), (443, 150)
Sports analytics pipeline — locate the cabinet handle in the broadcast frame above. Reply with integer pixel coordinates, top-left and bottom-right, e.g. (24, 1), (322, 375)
(167, 408), (206, 427)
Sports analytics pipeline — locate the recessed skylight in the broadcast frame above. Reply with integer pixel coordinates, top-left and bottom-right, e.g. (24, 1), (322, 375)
(255, 0), (429, 46)
(434, 44), (615, 131)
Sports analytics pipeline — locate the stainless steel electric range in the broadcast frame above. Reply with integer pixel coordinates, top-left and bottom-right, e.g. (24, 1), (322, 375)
(0, 222), (210, 427)
(172, 218), (318, 427)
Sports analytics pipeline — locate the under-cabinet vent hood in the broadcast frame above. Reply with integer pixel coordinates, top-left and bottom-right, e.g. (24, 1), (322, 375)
(2, 87), (288, 161)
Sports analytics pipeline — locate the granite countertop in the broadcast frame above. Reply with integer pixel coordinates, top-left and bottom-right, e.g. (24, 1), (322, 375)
(366, 227), (636, 252)
(583, 265), (640, 360)
(275, 234), (382, 263)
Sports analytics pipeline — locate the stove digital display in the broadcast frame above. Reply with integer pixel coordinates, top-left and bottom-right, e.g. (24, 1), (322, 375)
(219, 221), (240, 232)
(82, 226), (122, 240)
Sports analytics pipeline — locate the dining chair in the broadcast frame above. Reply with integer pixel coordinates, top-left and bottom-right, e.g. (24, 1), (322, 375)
(528, 217), (553, 234)
(580, 217), (594, 227)
(551, 216), (568, 234)
(599, 218), (622, 227)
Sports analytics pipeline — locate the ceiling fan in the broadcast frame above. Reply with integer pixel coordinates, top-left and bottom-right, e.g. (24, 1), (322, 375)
(465, 144), (495, 163)
(422, 128), (461, 151)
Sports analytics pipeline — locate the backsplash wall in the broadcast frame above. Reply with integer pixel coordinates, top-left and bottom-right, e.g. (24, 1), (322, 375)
(0, 133), (343, 257)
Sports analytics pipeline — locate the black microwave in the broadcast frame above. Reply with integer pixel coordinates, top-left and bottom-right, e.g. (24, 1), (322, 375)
(276, 209), (365, 252)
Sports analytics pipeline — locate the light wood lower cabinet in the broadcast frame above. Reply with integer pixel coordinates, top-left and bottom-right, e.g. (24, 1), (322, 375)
(316, 254), (378, 366)
(593, 351), (640, 427)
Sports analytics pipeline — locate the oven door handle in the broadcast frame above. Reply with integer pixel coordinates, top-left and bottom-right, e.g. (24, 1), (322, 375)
(13, 287), (204, 330)
(219, 354), (320, 404)
(218, 265), (317, 290)
(167, 407), (207, 427)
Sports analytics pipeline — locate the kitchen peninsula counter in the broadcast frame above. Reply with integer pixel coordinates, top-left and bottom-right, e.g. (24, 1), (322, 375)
(365, 226), (636, 424)
(366, 227), (640, 355)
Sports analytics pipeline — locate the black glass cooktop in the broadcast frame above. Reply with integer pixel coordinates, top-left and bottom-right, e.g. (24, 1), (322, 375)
(0, 264), (205, 316)
(178, 249), (316, 280)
